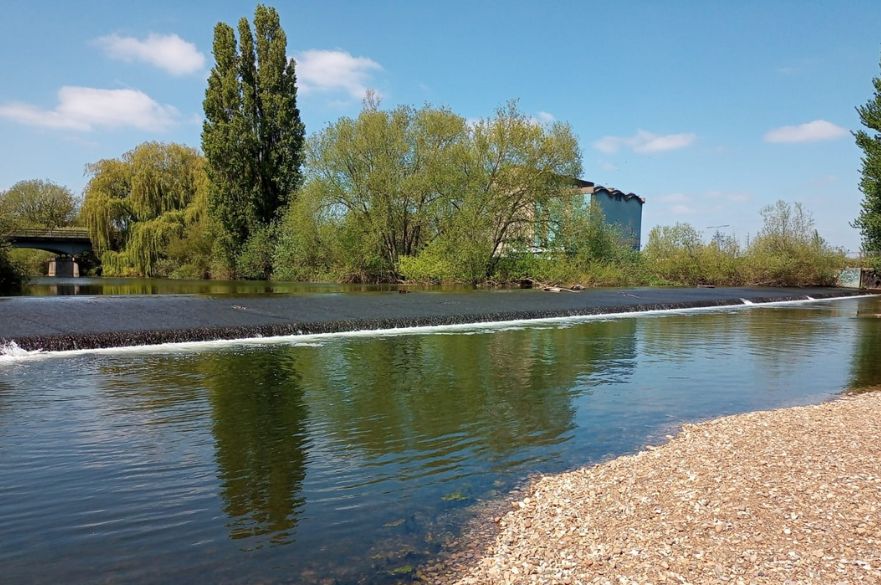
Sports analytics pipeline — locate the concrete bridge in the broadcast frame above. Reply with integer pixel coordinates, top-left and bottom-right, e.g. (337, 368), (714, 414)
(4, 228), (92, 277)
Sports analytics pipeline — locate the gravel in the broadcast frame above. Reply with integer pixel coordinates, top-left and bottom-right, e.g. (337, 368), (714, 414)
(422, 391), (881, 584)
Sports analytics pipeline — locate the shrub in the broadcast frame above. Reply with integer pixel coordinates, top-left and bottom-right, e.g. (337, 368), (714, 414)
(8, 249), (53, 276)
(0, 246), (27, 294)
(237, 224), (278, 280)
(642, 223), (708, 285)
(744, 201), (846, 286)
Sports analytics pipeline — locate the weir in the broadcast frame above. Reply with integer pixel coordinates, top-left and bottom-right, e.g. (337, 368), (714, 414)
(0, 287), (868, 353)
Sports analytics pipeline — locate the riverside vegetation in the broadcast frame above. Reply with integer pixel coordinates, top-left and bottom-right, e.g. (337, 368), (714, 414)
(0, 129), (848, 290)
(0, 102), (850, 289)
(3, 5), (880, 292)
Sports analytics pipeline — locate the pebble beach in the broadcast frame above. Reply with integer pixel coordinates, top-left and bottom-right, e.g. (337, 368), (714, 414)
(424, 391), (881, 584)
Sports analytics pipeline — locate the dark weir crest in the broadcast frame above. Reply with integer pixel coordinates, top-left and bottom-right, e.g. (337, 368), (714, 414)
(0, 288), (867, 353)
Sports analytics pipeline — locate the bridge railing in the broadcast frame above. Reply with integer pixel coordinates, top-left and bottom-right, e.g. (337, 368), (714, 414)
(5, 228), (91, 240)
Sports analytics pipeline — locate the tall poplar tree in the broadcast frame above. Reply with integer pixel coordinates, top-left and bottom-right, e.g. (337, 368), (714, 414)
(854, 55), (881, 255)
(202, 4), (304, 271)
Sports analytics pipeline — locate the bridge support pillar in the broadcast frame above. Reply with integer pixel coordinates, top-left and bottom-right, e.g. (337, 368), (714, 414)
(48, 256), (80, 278)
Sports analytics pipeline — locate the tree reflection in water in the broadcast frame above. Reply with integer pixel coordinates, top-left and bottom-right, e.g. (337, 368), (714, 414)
(204, 350), (308, 544)
(851, 297), (881, 392)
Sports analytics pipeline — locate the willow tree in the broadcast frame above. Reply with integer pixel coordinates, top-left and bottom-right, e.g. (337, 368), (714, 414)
(276, 101), (581, 283)
(81, 142), (210, 277)
(460, 102), (581, 277)
(285, 103), (469, 279)
(202, 4), (305, 274)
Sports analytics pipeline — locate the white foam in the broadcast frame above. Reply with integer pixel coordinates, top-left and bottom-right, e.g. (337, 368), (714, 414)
(0, 294), (875, 365)
(740, 298), (754, 305)
(0, 341), (41, 361)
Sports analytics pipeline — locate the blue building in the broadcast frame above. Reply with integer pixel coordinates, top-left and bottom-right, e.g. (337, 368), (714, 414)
(574, 178), (645, 249)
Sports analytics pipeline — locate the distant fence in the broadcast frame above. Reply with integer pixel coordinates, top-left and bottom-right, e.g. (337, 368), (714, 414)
(6, 228), (90, 240)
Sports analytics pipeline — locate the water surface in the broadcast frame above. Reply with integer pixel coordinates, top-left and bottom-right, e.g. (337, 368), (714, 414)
(20, 276), (458, 297)
(1, 296), (879, 583)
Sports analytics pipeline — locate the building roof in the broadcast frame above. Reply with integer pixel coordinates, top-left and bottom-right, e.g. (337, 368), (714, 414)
(570, 177), (645, 205)
(591, 185), (646, 205)
(570, 177), (595, 189)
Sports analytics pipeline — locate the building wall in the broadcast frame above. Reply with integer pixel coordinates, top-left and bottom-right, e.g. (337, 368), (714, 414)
(589, 191), (643, 249)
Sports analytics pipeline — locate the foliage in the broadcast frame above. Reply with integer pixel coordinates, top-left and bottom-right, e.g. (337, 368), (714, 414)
(643, 223), (709, 285)
(272, 185), (368, 281)
(277, 99), (841, 288)
(0, 179), (79, 229)
(81, 142), (212, 277)
(487, 200), (643, 286)
(8, 249), (54, 276)
(642, 202), (845, 287)
(457, 102), (581, 277)
(854, 54), (881, 254)
(298, 101), (470, 280)
(0, 245), (27, 294)
(202, 4), (305, 273)
(745, 201), (845, 286)
(291, 100), (581, 283)
(0, 179), (80, 276)
(236, 223), (277, 280)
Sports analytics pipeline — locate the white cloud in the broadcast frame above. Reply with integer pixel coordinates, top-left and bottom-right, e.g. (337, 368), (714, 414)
(95, 33), (205, 76)
(656, 190), (753, 219)
(593, 129), (696, 154)
(660, 193), (690, 204)
(763, 120), (847, 143)
(295, 49), (382, 99)
(706, 190), (752, 203)
(0, 86), (179, 131)
(671, 204), (696, 215)
(597, 160), (618, 172)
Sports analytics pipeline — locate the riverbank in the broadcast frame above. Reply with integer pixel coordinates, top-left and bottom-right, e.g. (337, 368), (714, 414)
(0, 287), (864, 352)
(422, 391), (881, 584)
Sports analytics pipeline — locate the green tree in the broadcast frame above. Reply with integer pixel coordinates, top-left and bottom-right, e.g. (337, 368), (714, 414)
(746, 200), (844, 286)
(0, 196), (26, 293)
(202, 4), (305, 276)
(854, 56), (881, 254)
(81, 142), (211, 277)
(294, 102), (469, 280)
(643, 223), (707, 285)
(854, 55), (881, 254)
(289, 100), (580, 283)
(462, 102), (581, 277)
(0, 179), (79, 229)
(0, 247), (26, 294)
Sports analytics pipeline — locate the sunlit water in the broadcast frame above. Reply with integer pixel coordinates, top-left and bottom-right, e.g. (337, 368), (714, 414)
(1, 296), (879, 584)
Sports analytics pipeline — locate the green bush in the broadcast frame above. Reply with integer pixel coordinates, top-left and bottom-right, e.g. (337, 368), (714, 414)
(641, 202), (845, 287)
(643, 223), (707, 285)
(743, 201), (845, 286)
(8, 249), (53, 276)
(237, 224), (278, 280)
(0, 246), (27, 294)
(273, 191), (335, 281)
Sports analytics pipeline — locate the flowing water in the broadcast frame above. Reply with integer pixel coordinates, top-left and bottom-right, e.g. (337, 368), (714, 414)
(1, 295), (880, 584)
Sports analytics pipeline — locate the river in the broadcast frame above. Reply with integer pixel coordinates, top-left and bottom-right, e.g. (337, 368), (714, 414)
(1, 291), (879, 584)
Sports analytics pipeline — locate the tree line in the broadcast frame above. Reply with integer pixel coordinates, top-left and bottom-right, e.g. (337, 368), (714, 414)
(2, 5), (880, 292)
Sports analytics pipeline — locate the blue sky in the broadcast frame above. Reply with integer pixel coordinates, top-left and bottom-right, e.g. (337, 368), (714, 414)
(1, 0), (879, 251)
